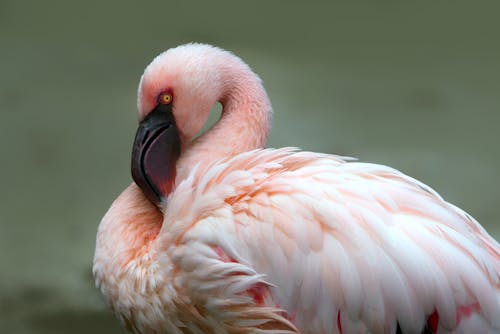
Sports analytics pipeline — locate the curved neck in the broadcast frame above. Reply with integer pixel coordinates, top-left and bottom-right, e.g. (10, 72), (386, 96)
(94, 183), (178, 331)
(94, 183), (166, 287)
(177, 65), (272, 180)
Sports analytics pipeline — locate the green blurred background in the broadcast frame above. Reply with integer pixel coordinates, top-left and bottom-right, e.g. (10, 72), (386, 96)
(1, 1), (499, 333)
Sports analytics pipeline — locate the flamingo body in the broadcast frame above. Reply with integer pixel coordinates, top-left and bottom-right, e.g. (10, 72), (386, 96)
(94, 44), (500, 333)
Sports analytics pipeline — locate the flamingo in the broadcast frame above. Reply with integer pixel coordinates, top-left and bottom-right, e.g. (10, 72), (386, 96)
(93, 43), (500, 334)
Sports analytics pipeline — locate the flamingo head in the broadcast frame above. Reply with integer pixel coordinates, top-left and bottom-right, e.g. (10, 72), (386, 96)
(137, 43), (233, 142)
(131, 43), (237, 207)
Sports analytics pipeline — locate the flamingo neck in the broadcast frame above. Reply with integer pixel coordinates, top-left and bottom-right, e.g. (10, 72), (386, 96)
(177, 64), (272, 180)
(95, 183), (200, 330)
(93, 184), (170, 314)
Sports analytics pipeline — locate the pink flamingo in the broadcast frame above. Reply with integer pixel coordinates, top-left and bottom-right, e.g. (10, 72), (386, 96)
(93, 44), (500, 334)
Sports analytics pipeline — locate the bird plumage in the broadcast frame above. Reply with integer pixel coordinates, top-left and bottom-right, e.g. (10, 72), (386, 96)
(94, 44), (500, 333)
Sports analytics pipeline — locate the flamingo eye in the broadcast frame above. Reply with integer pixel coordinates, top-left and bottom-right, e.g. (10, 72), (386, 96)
(158, 93), (173, 105)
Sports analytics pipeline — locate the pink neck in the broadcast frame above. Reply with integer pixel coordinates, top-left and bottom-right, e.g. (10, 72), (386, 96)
(176, 66), (272, 180)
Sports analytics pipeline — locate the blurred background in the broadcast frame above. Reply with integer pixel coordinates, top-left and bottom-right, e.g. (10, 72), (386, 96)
(1, 1), (499, 333)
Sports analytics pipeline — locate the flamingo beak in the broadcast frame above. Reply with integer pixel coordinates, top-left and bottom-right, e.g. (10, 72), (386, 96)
(131, 104), (181, 207)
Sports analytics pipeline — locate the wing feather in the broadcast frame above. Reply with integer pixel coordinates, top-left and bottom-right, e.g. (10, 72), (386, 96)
(167, 148), (500, 333)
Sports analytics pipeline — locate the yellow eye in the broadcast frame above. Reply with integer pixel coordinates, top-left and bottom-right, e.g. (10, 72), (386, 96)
(159, 93), (173, 105)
